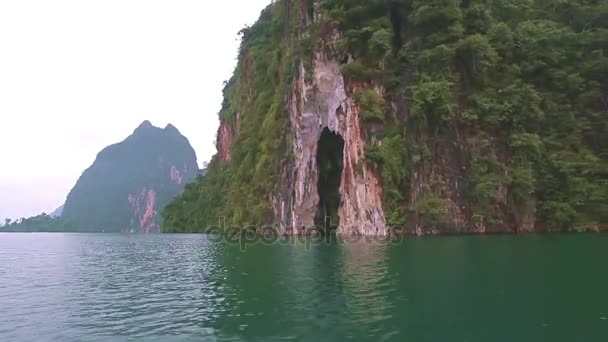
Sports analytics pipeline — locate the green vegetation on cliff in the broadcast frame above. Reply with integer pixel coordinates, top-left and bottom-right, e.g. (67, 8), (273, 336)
(163, 0), (607, 233)
(163, 2), (298, 232)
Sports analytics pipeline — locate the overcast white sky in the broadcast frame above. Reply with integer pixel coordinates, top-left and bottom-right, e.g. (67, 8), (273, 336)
(0, 0), (270, 220)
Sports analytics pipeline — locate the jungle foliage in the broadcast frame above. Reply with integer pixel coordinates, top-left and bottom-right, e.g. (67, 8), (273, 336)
(327, 0), (607, 231)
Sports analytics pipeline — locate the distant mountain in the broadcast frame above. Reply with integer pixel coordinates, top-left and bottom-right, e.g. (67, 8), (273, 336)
(60, 120), (198, 232)
(50, 205), (63, 218)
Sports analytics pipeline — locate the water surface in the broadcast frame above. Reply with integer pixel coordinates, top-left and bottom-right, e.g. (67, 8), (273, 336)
(0, 233), (606, 341)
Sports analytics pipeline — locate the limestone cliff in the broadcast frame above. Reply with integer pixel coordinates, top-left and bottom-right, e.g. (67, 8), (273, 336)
(164, 0), (607, 234)
(271, 54), (387, 236)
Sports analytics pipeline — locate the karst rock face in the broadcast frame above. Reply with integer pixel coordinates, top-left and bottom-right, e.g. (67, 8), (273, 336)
(62, 121), (198, 232)
(269, 55), (387, 236)
(213, 20), (388, 235)
(208, 3), (465, 236)
(165, 0), (607, 235)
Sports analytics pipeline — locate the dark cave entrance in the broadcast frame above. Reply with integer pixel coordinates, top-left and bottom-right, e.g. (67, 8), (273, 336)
(315, 128), (345, 234)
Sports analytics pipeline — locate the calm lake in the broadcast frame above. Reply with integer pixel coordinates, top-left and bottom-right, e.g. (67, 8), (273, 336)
(0, 233), (606, 341)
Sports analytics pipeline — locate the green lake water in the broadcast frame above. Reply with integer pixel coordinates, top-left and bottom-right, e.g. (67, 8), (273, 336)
(0, 233), (606, 341)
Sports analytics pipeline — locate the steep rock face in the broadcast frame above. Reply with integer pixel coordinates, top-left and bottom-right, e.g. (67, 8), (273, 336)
(127, 187), (158, 233)
(217, 118), (236, 163)
(273, 55), (386, 236)
(62, 121), (198, 232)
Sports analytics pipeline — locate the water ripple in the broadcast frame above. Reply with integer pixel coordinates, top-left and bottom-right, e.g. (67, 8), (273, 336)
(1, 233), (608, 341)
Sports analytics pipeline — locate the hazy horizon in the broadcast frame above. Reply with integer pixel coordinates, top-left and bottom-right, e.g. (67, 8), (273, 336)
(0, 0), (270, 220)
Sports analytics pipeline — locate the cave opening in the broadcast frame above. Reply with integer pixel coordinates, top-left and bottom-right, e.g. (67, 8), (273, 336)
(306, 0), (315, 21)
(315, 128), (345, 234)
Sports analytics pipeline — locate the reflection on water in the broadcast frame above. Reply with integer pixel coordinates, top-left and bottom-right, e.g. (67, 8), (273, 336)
(0, 233), (607, 341)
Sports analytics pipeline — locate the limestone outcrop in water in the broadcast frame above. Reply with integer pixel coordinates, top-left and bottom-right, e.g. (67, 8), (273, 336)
(163, 0), (607, 235)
